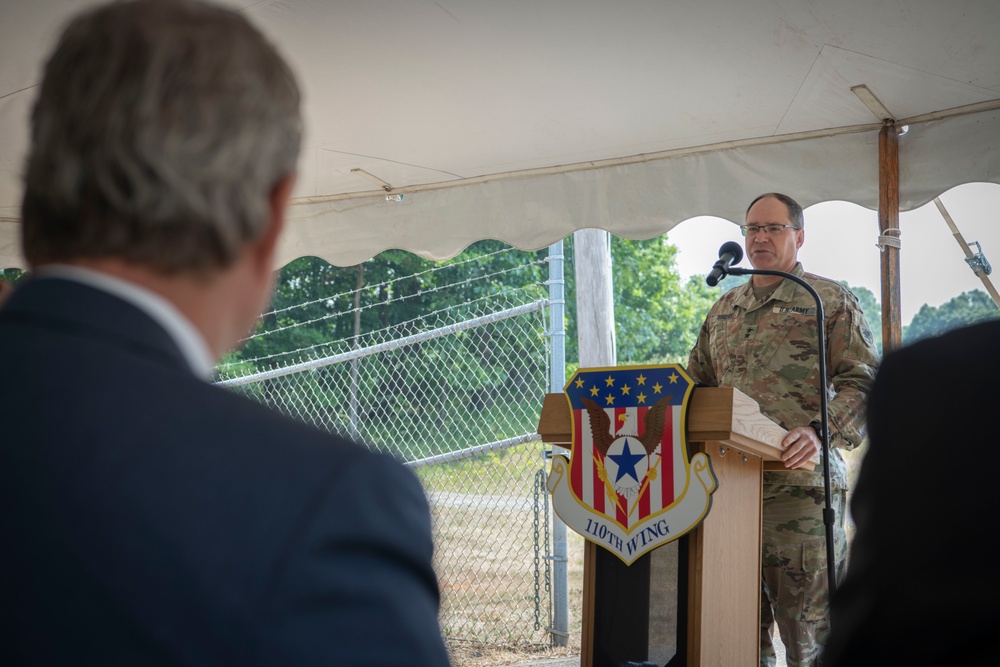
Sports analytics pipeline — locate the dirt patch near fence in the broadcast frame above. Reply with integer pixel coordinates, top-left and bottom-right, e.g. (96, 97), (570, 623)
(447, 641), (579, 667)
(440, 528), (687, 667)
(438, 524), (586, 666)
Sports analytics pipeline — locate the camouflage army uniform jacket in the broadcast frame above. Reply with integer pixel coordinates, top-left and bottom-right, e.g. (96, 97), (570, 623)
(687, 262), (879, 490)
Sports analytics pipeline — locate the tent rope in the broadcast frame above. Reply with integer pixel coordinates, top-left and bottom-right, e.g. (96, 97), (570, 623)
(876, 228), (901, 252)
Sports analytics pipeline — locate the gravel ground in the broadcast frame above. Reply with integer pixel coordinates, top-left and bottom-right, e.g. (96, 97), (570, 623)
(505, 648), (787, 667)
(500, 630), (788, 667)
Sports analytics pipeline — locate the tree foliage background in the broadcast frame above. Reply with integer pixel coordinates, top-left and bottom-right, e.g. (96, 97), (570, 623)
(565, 235), (737, 366)
(1, 268), (26, 284)
(6, 241), (997, 372)
(223, 242), (550, 372)
(210, 238), (1000, 376)
(903, 289), (999, 344)
(223, 235), (748, 379)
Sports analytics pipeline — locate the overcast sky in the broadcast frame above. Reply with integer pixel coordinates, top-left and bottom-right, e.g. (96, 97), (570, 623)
(666, 181), (1000, 325)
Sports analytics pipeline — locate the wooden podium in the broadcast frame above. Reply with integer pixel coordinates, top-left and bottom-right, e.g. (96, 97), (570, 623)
(537, 386), (817, 667)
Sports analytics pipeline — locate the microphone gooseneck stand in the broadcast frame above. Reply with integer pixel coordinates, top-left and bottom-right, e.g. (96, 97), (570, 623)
(714, 265), (838, 601)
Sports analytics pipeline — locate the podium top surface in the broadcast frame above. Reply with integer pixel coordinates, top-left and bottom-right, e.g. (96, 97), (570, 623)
(537, 386), (819, 466)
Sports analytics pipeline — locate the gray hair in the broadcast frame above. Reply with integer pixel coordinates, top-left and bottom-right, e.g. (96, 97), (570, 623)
(21, 0), (302, 272)
(746, 192), (805, 229)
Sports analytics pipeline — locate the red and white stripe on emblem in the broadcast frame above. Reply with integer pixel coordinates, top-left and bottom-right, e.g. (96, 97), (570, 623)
(571, 404), (685, 528)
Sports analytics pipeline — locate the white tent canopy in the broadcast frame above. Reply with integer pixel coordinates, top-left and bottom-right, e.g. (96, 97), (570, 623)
(2, 0), (999, 269)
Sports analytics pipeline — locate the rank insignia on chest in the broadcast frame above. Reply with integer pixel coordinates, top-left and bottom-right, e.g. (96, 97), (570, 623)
(547, 364), (717, 564)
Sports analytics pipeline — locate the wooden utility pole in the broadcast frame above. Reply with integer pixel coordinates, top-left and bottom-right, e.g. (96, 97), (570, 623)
(573, 228), (654, 667)
(878, 120), (903, 353)
(573, 228), (618, 667)
(574, 229), (617, 365)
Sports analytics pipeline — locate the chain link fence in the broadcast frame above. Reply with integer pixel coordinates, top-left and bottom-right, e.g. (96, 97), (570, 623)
(215, 249), (557, 649)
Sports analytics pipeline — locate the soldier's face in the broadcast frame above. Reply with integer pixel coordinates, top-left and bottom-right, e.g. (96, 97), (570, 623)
(744, 197), (804, 274)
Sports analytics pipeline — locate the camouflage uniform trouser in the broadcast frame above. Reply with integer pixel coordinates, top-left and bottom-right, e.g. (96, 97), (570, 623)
(760, 484), (847, 667)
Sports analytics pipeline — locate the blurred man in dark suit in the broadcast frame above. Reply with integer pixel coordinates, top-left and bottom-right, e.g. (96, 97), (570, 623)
(825, 318), (1000, 666)
(0, 1), (450, 664)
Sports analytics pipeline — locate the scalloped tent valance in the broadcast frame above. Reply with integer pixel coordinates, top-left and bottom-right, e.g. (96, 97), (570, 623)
(2, 0), (999, 269)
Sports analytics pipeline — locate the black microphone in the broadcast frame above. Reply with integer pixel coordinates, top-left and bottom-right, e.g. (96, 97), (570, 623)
(706, 241), (744, 286)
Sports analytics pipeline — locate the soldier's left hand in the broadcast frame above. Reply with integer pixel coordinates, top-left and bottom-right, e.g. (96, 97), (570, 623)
(780, 426), (819, 469)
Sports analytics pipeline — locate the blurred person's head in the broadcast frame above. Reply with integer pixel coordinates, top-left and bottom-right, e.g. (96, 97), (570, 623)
(19, 0), (302, 359)
(21, 0), (302, 274)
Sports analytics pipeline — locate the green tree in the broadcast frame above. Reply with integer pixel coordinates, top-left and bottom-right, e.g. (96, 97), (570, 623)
(231, 235), (743, 388)
(903, 289), (999, 344)
(563, 234), (733, 367)
(1, 268), (26, 283)
(225, 241), (549, 370)
(220, 242), (552, 454)
(613, 239), (732, 364)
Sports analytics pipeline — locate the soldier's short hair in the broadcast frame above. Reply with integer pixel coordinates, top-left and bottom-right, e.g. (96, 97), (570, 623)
(21, 0), (302, 273)
(746, 192), (805, 230)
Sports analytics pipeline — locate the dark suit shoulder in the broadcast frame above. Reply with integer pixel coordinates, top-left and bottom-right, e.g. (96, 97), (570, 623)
(1, 280), (448, 664)
(827, 319), (1000, 666)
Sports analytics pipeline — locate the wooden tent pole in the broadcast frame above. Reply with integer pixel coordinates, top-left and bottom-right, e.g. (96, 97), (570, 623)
(878, 121), (903, 352)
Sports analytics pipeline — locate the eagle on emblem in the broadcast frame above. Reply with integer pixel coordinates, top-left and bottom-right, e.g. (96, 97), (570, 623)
(580, 396), (673, 507)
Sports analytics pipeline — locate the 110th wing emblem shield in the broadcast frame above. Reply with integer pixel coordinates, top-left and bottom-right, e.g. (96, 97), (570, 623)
(547, 364), (717, 564)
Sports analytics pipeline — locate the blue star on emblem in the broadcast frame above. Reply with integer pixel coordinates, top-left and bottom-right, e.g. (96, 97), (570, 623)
(608, 439), (645, 483)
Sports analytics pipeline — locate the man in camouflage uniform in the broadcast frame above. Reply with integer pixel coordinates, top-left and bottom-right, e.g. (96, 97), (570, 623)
(686, 193), (879, 667)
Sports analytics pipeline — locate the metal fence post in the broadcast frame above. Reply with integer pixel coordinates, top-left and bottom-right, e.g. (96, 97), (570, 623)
(548, 241), (569, 647)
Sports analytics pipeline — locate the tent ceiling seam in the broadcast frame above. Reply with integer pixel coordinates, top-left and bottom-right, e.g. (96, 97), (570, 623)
(1, 102), (998, 227)
(288, 99), (1000, 208)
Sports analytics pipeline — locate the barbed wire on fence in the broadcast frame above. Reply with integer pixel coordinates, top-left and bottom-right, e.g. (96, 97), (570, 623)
(218, 285), (547, 371)
(259, 246), (546, 319)
(217, 247), (550, 373)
